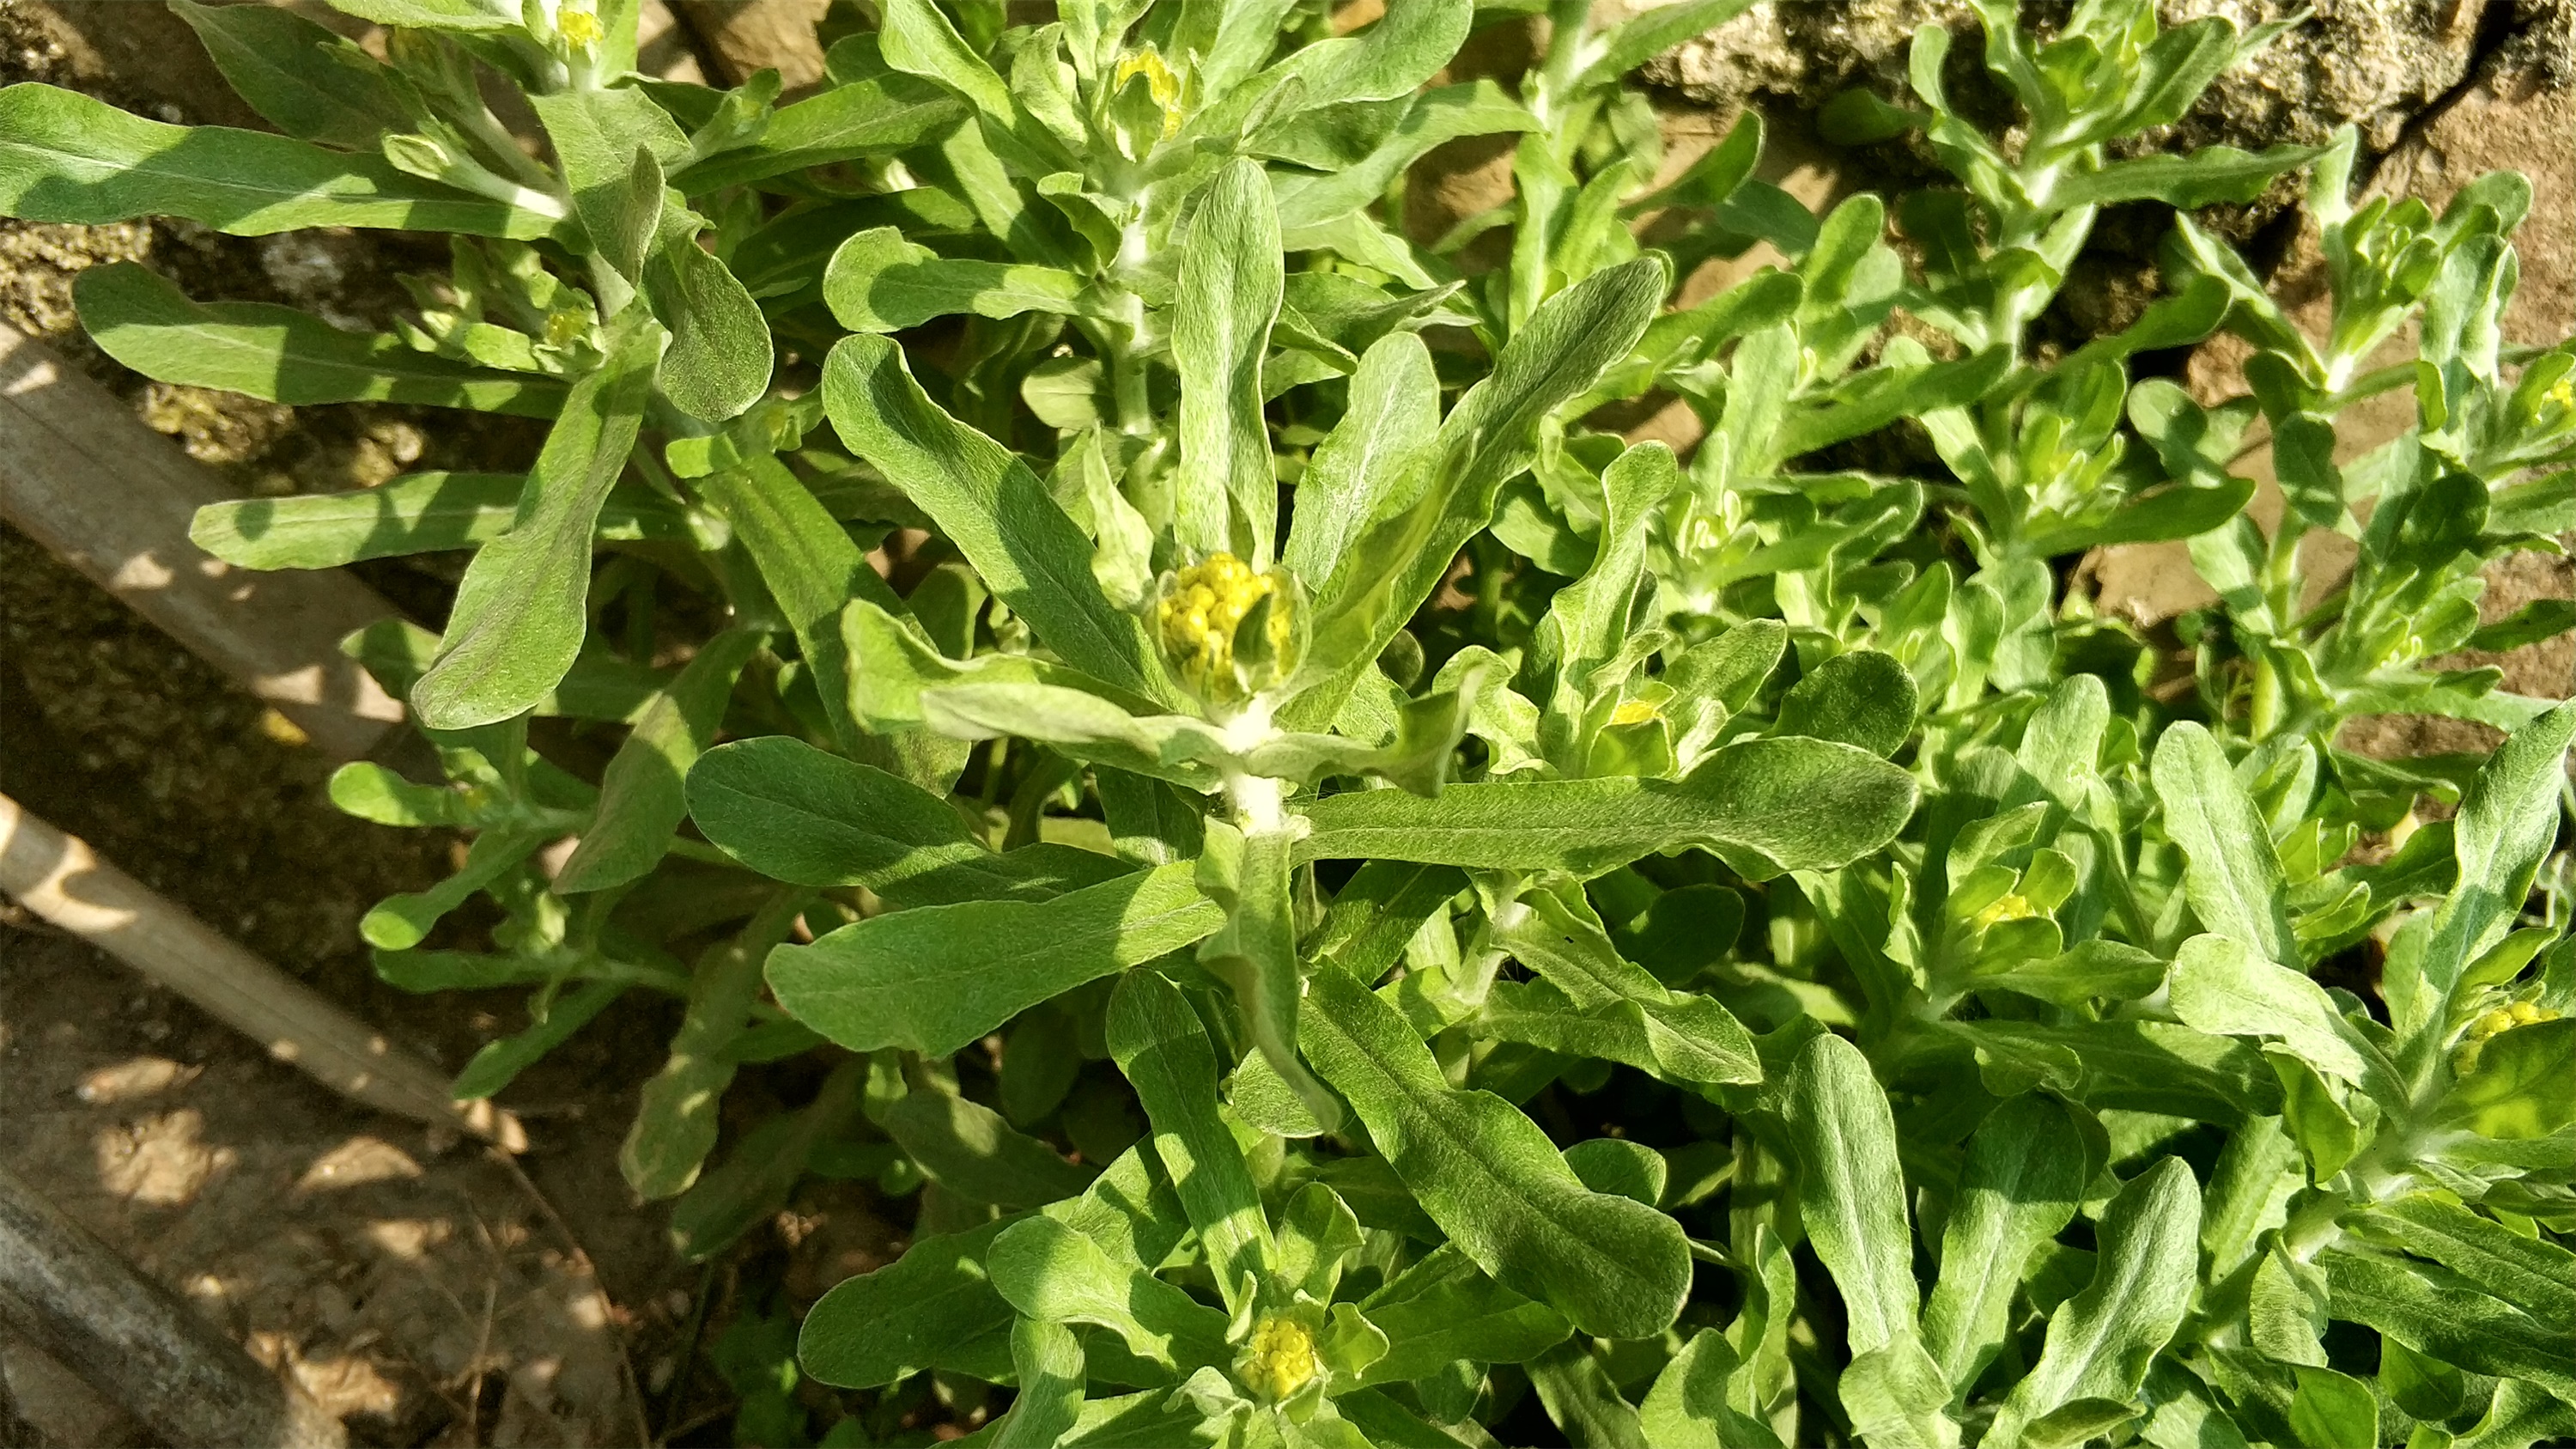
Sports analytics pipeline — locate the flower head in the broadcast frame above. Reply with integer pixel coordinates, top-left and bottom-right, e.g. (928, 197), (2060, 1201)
(1156, 552), (1297, 707)
(2453, 999), (2561, 1074)
(556, 0), (603, 51)
(1238, 1315), (1318, 1403)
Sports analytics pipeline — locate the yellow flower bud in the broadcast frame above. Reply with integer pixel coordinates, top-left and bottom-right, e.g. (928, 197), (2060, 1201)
(1608, 698), (1660, 726)
(1240, 1316), (1318, 1403)
(556, 0), (603, 50)
(544, 308), (588, 348)
(1973, 893), (2036, 929)
(2509, 1001), (2543, 1024)
(1156, 552), (1299, 706)
(2476, 1008), (2517, 1040)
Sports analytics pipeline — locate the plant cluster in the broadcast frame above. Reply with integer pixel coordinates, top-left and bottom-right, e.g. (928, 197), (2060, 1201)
(6, 0), (2576, 1442)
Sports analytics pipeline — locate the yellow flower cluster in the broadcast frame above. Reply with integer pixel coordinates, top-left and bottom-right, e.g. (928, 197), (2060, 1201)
(1157, 552), (1290, 701)
(1114, 47), (1185, 138)
(1972, 892), (2037, 928)
(2455, 999), (2561, 1074)
(2548, 374), (2575, 414)
(556, 0), (603, 50)
(1239, 1316), (1318, 1403)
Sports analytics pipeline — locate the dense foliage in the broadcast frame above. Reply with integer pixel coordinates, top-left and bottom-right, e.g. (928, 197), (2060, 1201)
(7, 0), (2576, 1441)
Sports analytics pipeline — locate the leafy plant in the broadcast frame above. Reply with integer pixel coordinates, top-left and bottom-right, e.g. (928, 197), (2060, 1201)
(9, 0), (2576, 1443)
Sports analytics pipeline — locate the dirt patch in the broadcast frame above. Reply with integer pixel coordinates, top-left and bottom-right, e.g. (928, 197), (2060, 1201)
(0, 930), (650, 1446)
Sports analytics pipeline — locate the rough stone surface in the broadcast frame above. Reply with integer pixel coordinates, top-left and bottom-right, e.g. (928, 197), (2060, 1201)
(1644, 0), (2569, 160)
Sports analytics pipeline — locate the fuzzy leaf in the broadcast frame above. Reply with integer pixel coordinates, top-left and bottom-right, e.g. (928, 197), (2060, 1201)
(767, 862), (1224, 1058)
(76, 264), (563, 416)
(0, 82), (560, 238)
(1296, 736), (1917, 879)
(1300, 969), (1692, 1340)
(411, 314), (665, 729)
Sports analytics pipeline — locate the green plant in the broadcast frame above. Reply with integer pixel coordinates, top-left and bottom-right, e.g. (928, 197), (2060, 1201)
(7, 0), (2576, 1443)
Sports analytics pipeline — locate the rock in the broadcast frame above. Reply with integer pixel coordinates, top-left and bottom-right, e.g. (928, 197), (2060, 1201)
(1641, 0), (2545, 161)
(676, 0), (829, 92)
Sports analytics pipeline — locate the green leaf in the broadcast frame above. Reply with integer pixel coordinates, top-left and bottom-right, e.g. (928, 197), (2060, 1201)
(75, 264), (563, 416)
(1920, 1095), (2087, 1393)
(920, 683), (1230, 793)
(988, 1214), (1231, 1373)
(0, 82), (560, 239)
(619, 895), (799, 1198)
(2343, 1195), (2576, 1328)
(671, 73), (966, 191)
(1174, 158), (1286, 565)
(1299, 969), (1692, 1340)
(530, 87), (687, 279)
(645, 227), (773, 423)
(1488, 886), (1759, 1087)
(690, 455), (907, 764)
(356, 827), (545, 947)
(1297, 257), (1666, 705)
(2316, 1245), (2576, 1399)
(2452, 1379), (2576, 1449)
(2466, 599), (2576, 654)
(884, 1088), (1098, 1208)
(1966, 940), (2167, 1006)
(168, 0), (410, 149)
(1275, 1183), (1364, 1302)
(1638, 1330), (1783, 1449)
(555, 629), (760, 893)
(2151, 721), (2298, 967)
(2169, 935), (2403, 1108)
(1105, 970), (1274, 1312)
(2050, 143), (2324, 210)
(1257, 0), (1472, 107)
(2421, 699), (2576, 997)
(1983, 1159), (2202, 1449)
(1295, 736), (1918, 880)
(2439, 1017), (2576, 1139)
(1776, 350), (2012, 464)
(686, 736), (1128, 904)
(823, 334), (1163, 700)
(1312, 860), (1467, 982)
(877, 0), (1017, 125)
(1348, 1243), (1573, 1385)
(799, 1215), (1020, 1388)
(1563, 1138), (1668, 1208)
(1577, 0), (1759, 88)
(672, 1057), (861, 1258)
(1284, 332), (1438, 600)
(1778, 651), (1919, 758)
(1533, 441), (1676, 726)
(1959, 1020), (2282, 1122)
(1840, 1339), (1961, 1449)
(1783, 1033), (1919, 1358)
(1198, 818), (1340, 1132)
(993, 1318), (1086, 1449)
(1528, 1342), (1648, 1449)
(190, 472), (683, 569)
(451, 978), (624, 1100)
(314, 0), (517, 29)
(410, 314), (665, 729)
(823, 226), (1090, 332)
(767, 861), (1224, 1058)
